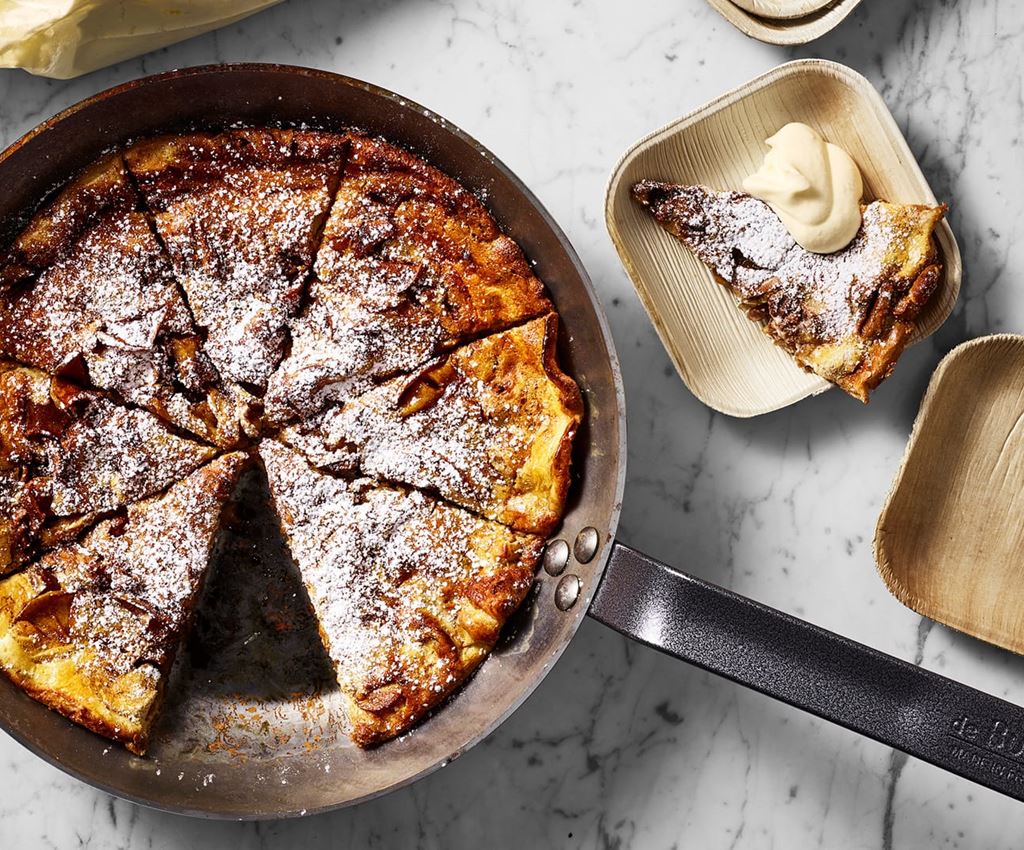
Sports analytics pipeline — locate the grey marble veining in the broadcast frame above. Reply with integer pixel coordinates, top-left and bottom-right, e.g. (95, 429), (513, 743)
(1, 0), (1023, 847)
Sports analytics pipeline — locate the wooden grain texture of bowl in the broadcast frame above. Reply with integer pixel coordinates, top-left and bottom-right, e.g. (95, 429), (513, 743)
(705, 0), (863, 45)
(876, 335), (1024, 654)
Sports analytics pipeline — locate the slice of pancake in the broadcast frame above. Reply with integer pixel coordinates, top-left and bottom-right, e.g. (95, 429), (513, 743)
(280, 314), (582, 535)
(259, 439), (543, 747)
(0, 452), (247, 754)
(263, 132), (552, 423)
(0, 153), (252, 448)
(124, 129), (350, 390)
(631, 181), (946, 402)
(0, 363), (216, 575)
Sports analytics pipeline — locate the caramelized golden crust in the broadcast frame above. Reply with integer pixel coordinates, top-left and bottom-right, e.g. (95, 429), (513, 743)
(125, 129), (349, 389)
(264, 132), (552, 422)
(281, 313), (582, 535)
(259, 440), (543, 747)
(631, 181), (946, 402)
(0, 453), (246, 754)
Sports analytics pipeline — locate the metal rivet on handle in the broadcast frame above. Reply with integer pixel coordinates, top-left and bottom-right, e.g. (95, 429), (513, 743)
(554, 574), (581, 611)
(573, 527), (600, 564)
(542, 539), (570, 576)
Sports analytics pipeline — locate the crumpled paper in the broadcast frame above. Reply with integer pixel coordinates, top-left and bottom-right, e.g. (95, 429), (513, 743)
(0, 0), (282, 79)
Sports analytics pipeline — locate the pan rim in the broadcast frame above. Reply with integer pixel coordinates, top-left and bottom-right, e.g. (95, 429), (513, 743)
(0, 62), (628, 819)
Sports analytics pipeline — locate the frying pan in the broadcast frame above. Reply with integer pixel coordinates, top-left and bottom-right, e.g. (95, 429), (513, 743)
(1, 64), (1023, 819)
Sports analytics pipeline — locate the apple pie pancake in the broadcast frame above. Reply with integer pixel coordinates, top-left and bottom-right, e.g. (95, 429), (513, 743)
(280, 314), (582, 535)
(0, 125), (581, 754)
(632, 181), (946, 402)
(259, 439), (543, 746)
(263, 132), (552, 422)
(0, 453), (247, 754)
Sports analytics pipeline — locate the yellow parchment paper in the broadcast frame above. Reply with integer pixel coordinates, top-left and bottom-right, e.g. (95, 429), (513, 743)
(0, 0), (282, 79)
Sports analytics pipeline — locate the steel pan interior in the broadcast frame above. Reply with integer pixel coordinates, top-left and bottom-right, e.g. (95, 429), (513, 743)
(0, 65), (627, 818)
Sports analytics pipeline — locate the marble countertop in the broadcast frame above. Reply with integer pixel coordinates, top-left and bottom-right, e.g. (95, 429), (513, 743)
(1, 0), (1023, 846)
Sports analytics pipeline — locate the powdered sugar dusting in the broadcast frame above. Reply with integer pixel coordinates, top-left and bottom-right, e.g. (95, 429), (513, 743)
(99, 453), (245, 603)
(49, 398), (215, 516)
(0, 365), (213, 572)
(279, 317), (567, 532)
(264, 132), (550, 422)
(128, 132), (345, 388)
(267, 258), (444, 418)
(0, 206), (242, 443)
(1, 210), (190, 380)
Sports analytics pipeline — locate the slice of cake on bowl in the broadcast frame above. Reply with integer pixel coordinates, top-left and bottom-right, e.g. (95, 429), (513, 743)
(632, 180), (945, 402)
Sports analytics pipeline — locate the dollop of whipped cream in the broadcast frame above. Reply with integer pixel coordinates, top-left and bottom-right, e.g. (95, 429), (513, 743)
(742, 122), (863, 254)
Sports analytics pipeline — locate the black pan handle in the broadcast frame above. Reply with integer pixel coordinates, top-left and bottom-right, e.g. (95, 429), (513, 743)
(589, 540), (1024, 802)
